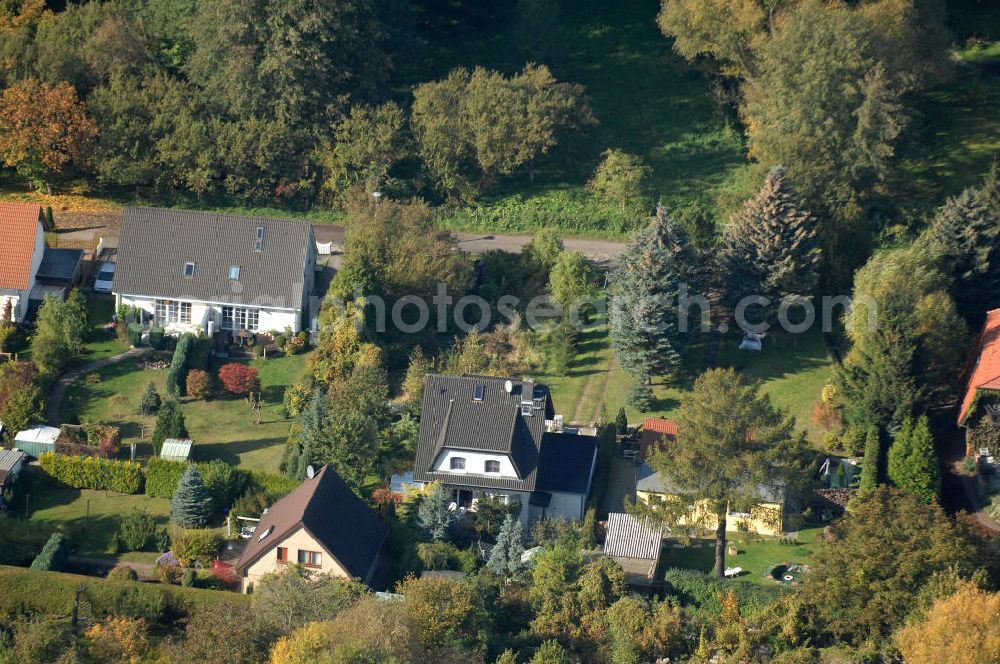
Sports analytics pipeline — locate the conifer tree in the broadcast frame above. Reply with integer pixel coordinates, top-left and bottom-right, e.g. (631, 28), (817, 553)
(151, 400), (188, 457)
(298, 387), (328, 453)
(284, 442), (301, 479)
(857, 426), (882, 497)
(296, 444), (313, 481)
(171, 465), (213, 528)
(139, 382), (161, 416)
(418, 483), (454, 541)
(887, 415), (940, 504)
(487, 513), (526, 577)
(720, 166), (821, 327)
(609, 208), (699, 383)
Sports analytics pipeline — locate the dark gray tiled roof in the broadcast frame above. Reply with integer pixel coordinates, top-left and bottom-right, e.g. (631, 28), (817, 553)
(535, 432), (598, 494)
(413, 374), (555, 492)
(114, 207), (314, 309)
(36, 248), (83, 283)
(235, 465), (388, 582)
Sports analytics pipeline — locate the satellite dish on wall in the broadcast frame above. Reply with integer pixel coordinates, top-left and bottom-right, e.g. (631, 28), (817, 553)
(504, 380), (513, 394)
(306, 465), (316, 479)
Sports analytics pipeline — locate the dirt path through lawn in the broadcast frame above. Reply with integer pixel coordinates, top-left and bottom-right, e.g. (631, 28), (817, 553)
(46, 347), (151, 425)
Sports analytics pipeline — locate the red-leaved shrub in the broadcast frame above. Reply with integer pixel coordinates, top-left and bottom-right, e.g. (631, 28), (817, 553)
(218, 363), (260, 397)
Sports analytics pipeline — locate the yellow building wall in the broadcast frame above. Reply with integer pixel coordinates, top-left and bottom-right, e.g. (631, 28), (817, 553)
(636, 490), (784, 536)
(242, 526), (350, 593)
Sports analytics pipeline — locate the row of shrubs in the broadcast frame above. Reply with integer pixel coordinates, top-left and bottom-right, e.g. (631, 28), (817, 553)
(39, 453), (297, 507)
(0, 565), (249, 625)
(39, 453), (144, 494)
(166, 333), (210, 396)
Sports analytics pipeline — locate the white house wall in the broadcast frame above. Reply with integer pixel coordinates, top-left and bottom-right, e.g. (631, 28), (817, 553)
(432, 448), (520, 479)
(118, 294), (301, 335)
(546, 491), (586, 522)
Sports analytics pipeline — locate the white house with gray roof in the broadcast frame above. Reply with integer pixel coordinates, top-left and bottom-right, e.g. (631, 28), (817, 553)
(113, 207), (315, 335)
(413, 374), (599, 530)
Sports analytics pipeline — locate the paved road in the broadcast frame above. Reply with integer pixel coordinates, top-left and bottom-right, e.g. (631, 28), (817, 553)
(57, 214), (627, 266)
(46, 347), (151, 425)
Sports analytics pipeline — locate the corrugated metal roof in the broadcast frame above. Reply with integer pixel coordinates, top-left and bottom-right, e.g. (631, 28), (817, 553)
(0, 449), (26, 474)
(114, 207), (314, 310)
(0, 203), (41, 291)
(14, 425), (60, 445)
(604, 512), (664, 559)
(160, 438), (193, 460)
(413, 374), (555, 492)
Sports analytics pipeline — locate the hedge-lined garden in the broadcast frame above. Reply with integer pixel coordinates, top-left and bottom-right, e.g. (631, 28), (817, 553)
(0, 565), (249, 624)
(40, 453), (144, 494)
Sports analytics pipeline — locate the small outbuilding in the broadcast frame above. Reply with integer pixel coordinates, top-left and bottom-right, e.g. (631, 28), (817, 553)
(160, 438), (193, 462)
(14, 425), (61, 458)
(0, 448), (27, 492)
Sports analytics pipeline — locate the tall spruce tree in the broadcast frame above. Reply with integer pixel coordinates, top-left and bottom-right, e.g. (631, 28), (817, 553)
(857, 426), (882, 497)
(929, 187), (1000, 319)
(152, 400), (188, 457)
(720, 166), (821, 327)
(418, 483), (454, 541)
(486, 514), (526, 577)
(887, 415), (940, 504)
(171, 465), (213, 528)
(609, 208), (699, 383)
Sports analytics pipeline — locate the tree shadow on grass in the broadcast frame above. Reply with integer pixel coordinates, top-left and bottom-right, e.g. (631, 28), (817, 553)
(193, 437), (285, 467)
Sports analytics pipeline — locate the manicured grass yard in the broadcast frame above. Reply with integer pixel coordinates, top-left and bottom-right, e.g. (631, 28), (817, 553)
(540, 321), (834, 445)
(62, 351), (311, 473)
(661, 524), (824, 587)
(79, 293), (129, 363)
(21, 472), (171, 562)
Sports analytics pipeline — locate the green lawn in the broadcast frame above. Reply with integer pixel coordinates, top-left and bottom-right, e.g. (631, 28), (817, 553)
(78, 293), (129, 363)
(62, 351), (310, 473)
(714, 329), (837, 444)
(661, 524), (824, 586)
(22, 474), (170, 561)
(539, 321), (834, 444)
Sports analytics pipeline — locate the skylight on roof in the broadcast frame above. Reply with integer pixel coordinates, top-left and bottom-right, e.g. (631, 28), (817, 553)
(473, 384), (485, 401)
(255, 226), (265, 252)
(258, 525), (274, 541)
(183, 262), (195, 277)
(229, 265), (240, 280)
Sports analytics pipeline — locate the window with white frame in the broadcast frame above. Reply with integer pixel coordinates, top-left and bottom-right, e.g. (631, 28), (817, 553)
(183, 262), (195, 277)
(450, 457), (466, 471)
(484, 460), (500, 473)
(155, 299), (192, 325)
(221, 306), (260, 331)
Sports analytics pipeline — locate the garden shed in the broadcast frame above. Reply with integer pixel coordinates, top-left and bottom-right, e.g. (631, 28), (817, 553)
(160, 438), (193, 462)
(0, 448), (27, 492)
(14, 425), (60, 458)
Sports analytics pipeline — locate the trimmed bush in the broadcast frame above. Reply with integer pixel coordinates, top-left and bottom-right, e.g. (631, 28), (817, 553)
(40, 453), (143, 494)
(181, 568), (197, 587)
(166, 333), (195, 396)
(188, 336), (212, 371)
(185, 369), (211, 400)
(126, 323), (144, 348)
(117, 508), (157, 552)
(171, 529), (223, 566)
(145, 458), (187, 498)
(107, 565), (139, 582)
(148, 327), (166, 350)
(234, 468), (299, 503)
(31, 533), (70, 572)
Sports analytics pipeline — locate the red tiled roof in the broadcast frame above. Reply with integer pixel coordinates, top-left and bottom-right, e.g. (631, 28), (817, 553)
(640, 418), (678, 458)
(0, 203), (42, 291)
(959, 309), (1000, 425)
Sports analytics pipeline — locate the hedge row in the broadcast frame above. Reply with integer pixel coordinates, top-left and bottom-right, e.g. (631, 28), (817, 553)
(145, 457), (188, 498)
(166, 333), (195, 396)
(39, 453), (144, 494)
(0, 565), (250, 624)
(148, 460), (294, 513)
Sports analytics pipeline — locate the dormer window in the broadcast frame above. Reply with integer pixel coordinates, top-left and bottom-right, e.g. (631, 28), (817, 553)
(473, 384), (485, 401)
(485, 460), (500, 473)
(183, 262), (195, 277)
(450, 457), (466, 471)
(229, 265), (241, 280)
